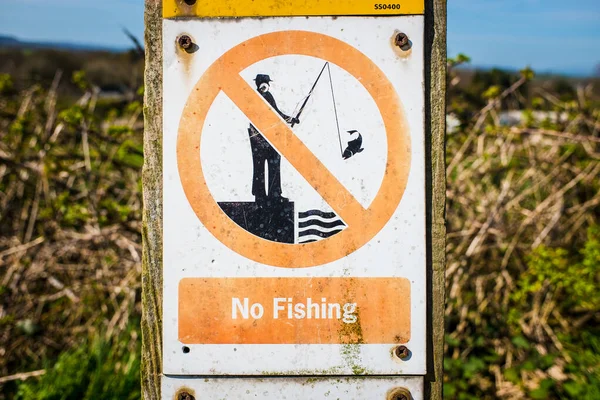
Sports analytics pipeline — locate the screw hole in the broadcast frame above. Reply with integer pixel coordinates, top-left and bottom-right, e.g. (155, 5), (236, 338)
(183, 0), (196, 5)
(387, 387), (412, 400)
(178, 35), (192, 49)
(178, 391), (195, 400)
(394, 32), (412, 51)
(394, 345), (410, 360)
(182, 346), (190, 354)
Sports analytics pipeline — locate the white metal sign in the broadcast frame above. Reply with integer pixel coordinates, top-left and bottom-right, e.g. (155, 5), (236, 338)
(163, 15), (425, 376)
(163, 376), (424, 400)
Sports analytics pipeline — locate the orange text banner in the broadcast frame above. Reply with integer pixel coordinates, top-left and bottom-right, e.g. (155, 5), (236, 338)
(179, 277), (411, 344)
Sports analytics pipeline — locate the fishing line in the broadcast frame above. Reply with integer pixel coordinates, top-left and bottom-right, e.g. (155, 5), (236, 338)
(327, 63), (344, 157)
(292, 61), (346, 159)
(292, 95), (307, 116)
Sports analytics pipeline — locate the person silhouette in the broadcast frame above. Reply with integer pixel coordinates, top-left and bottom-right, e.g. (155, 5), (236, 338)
(248, 74), (299, 204)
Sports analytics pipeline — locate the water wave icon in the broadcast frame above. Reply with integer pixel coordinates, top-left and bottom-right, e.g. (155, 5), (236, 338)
(297, 210), (346, 243)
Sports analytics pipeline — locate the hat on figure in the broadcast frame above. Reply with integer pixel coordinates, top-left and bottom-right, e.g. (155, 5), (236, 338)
(254, 74), (272, 87)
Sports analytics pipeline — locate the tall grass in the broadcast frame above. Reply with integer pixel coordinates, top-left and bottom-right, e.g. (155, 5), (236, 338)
(444, 63), (600, 399)
(0, 70), (142, 399)
(15, 324), (140, 400)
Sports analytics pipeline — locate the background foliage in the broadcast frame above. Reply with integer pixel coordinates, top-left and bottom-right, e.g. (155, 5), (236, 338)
(444, 55), (600, 399)
(0, 50), (143, 399)
(0, 48), (599, 399)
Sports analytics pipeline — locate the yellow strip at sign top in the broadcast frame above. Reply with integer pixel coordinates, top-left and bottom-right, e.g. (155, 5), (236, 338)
(163, 0), (424, 18)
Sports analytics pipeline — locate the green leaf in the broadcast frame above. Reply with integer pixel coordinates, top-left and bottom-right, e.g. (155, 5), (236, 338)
(520, 66), (535, 80)
(529, 387), (549, 399)
(504, 367), (520, 384)
(563, 381), (582, 396)
(463, 357), (486, 378)
(512, 335), (531, 349)
(522, 360), (536, 371)
(443, 382), (457, 397)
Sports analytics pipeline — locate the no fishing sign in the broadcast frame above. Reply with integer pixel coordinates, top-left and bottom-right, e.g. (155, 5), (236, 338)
(162, 0), (427, 397)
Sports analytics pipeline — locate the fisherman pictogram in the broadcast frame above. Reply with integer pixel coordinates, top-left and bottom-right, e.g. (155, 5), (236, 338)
(248, 74), (299, 204)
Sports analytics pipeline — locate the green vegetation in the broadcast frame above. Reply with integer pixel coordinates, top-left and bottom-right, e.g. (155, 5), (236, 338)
(0, 48), (143, 97)
(1, 52), (143, 399)
(15, 324), (140, 400)
(444, 56), (600, 399)
(0, 49), (598, 399)
(445, 228), (600, 399)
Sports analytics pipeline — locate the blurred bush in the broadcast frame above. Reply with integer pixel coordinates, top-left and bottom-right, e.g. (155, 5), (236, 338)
(0, 64), (143, 399)
(444, 56), (600, 399)
(15, 323), (140, 400)
(0, 48), (143, 100)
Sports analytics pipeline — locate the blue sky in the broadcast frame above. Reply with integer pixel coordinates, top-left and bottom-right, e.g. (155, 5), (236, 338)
(0, 0), (599, 75)
(448, 0), (600, 75)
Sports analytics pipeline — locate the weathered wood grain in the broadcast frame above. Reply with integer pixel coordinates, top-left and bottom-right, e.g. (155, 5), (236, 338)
(424, 0), (447, 399)
(142, 1), (163, 399)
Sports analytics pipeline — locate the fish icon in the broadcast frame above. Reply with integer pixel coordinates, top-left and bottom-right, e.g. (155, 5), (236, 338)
(342, 130), (364, 160)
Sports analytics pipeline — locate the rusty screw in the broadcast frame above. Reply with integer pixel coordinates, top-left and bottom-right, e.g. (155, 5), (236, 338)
(394, 32), (409, 48)
(183, 0), (197, 5)
(394, 345), (410, 360)
(178, 391), (195, 400)
(178, 35), (193, 50)
(388, 387), (412, 400)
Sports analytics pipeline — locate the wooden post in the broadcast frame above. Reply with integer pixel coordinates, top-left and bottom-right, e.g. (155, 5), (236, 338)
(142, 1), (446, 398)
(424, 1), (447, 399)
(142, 1), (163, 399)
